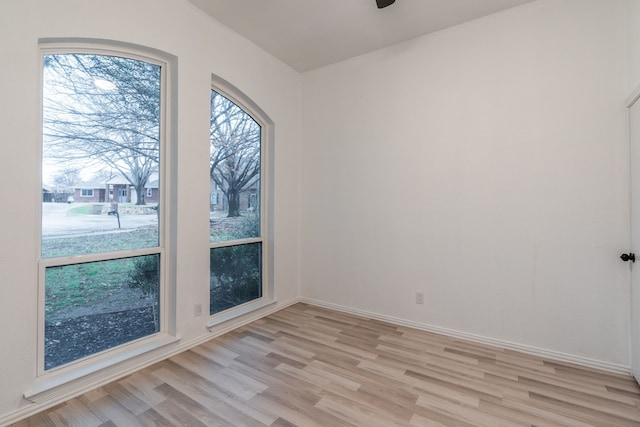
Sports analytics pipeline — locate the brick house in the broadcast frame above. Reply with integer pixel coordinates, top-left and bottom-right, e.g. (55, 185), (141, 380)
(72, 175), (159, 204)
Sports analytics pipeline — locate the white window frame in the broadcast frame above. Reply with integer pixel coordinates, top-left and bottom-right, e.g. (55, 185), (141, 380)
(32, 39), (176, 397)
(146, 188), (153, 198)
(80, 189), (93, 197)
(208, 75), (275, 327)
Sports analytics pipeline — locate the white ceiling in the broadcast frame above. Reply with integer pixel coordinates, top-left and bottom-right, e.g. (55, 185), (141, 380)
(186, 0), (535, 72)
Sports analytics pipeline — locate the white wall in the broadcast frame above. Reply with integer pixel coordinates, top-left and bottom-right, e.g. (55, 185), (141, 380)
(0, 0), (300, 421)
(301, 0), (632, 369)
(631, 0), (640, 91)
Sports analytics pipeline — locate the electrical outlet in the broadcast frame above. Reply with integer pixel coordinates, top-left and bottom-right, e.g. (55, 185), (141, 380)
(194, 303), (202, 317)
(415, 292), (424, 305)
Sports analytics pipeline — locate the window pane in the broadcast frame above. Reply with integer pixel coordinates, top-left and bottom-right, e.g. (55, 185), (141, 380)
(42, 54), (161, 258)
(45, 254), (160, 370)
(210, 90), (260, 243)
(210, 243), (262, 315)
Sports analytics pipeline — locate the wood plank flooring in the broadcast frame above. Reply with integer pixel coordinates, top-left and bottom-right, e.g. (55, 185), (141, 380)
(12, 303), (640, 426)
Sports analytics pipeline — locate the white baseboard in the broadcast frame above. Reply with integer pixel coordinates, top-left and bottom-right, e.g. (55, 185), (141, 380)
(299, 297), (631, 375)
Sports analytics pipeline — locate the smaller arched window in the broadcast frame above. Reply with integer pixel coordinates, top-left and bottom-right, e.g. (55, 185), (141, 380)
(208, 76), (272, 318)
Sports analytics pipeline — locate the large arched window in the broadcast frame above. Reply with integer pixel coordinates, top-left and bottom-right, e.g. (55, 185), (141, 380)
(38, 40), (175, 379)
(209, 77), (272, 319)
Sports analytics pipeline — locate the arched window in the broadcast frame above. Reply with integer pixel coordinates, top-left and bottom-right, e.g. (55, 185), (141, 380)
(209, 76), (272, 318)
(38, 40), (175, 377)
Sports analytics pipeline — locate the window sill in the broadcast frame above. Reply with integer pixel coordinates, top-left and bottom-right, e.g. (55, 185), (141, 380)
(25, 333), (179, 403)
(207, 298), (276, 329)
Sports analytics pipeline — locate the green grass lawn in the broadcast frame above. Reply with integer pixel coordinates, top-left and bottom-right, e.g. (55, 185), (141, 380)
(66, 204), (97, 215)
(45, 258), (134, 314)
(42, 227), (159, 258)
(42, 227), (158, 315)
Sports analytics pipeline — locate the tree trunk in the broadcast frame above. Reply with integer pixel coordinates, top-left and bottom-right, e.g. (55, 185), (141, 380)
(227, 191), (240, 217)
(135, 184), (146, 205)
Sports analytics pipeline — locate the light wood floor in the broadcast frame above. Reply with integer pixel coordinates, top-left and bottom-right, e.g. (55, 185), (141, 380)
(12, 303), (640, 426)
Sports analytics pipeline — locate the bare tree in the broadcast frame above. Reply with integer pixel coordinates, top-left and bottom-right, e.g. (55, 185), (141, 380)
(210, 90), (261, 217)
(51, 167), (80, 192)
(43, 54), (160, 205)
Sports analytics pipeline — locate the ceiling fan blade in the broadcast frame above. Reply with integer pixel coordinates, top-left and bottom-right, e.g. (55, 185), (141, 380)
(376, 0), (396, 9)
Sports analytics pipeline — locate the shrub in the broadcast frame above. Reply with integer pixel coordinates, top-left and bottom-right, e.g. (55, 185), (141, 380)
(126, 255), (159, 296)
(210, 243), (261, 314)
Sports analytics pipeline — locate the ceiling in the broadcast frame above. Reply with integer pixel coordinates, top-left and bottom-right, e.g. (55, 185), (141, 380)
(186, 0), (536, 72)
